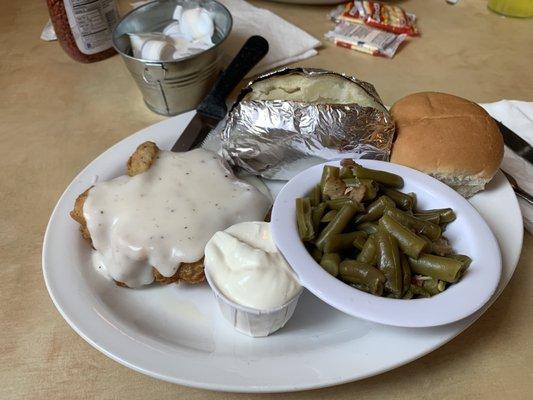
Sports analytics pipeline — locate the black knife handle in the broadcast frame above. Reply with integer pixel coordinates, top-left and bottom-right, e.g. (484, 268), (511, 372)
(496, 120), (533, 164)
(197, 35), (269, 120)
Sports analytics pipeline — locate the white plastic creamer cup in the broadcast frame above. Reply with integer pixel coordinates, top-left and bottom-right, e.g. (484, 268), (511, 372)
(180, 8), (214, 41)
(128, 33), (167, 58)
(172, 5), (183, 20)
(162, 21), (181, 36)
(204, 267), (303, 338)
(140, 39), (175, 61)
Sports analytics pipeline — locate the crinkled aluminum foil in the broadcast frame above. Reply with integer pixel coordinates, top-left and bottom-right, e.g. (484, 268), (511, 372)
(219, 68), (395, 180)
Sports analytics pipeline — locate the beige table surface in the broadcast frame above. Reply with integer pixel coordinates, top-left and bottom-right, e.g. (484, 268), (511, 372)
(1, 0), (532, 399)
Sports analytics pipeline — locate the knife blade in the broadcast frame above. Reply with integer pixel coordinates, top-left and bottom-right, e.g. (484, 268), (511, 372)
(495, 119), (533, 164)
(171, 36), (269, 152)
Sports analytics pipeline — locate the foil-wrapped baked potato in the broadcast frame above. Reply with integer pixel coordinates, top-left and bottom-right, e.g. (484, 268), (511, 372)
(221, 68), (395, 180)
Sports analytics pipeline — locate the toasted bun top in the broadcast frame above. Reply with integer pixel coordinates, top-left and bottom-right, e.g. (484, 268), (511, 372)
(390, 92), (503, 180)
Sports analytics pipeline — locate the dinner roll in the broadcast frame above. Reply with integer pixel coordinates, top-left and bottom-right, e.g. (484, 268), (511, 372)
(390, 92), (504, 198)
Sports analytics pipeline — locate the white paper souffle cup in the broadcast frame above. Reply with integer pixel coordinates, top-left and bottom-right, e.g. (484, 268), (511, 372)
(204, 267), (303, 338)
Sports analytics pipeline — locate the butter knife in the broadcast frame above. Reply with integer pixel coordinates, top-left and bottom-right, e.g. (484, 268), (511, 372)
(171, 36), (269, 152)
(495, 120), (533, 164)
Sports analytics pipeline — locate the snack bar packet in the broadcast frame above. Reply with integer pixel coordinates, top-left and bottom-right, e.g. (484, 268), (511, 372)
(329, 1), (419, 36)
(325, 22), (406, 58)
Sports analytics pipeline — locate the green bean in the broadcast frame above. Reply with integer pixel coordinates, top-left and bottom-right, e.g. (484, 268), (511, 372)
(354, 195), (395, 224)
(320, 165), (340, 195)
(339, 260), (385, 296)
(421, 278), (446, 296)
(340, 166), (355, 179)
(354, 222), (379, 235)
(374, 229), (403, 296)
(320, 209), (337, 223)
(438, 209), (457, 224)
(416, 208), (457, 224)
(407, 254), (464, 283)
(411, 216), (442, 240)
(419, 234), (435, 254)
(311, 203), (327, 233)
(401, 254), (411, 295)
(320, 253), (341, 277)
(384, 208), (441, 240)
(449, 254), (472, 275)
(296, 197), (314, 241)
(413, 212), (441, 224)
(357, 236), (378, 265)
(352, 233), (368, 250)
(315, 204), (358, 250)
(378, 215), (428, 259)
(382, 187), (416, 211)
(326, 198), (360, 210)
(310, 184), (322, 206)
(300, 160), (468, 300)
(353, 165), (404, 188)
(309, 246), (322, 263)
(323, 231), (367, 253)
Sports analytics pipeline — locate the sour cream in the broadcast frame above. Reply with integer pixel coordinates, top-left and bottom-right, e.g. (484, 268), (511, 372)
(83, 149), (271, 288)
(204, 222), (301, 310)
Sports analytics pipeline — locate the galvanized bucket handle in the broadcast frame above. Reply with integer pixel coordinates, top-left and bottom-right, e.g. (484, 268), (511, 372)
(142, 62), (170, 114)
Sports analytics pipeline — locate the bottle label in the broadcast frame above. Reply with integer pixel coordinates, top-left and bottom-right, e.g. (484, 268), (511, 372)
(63, 0), (118, 55)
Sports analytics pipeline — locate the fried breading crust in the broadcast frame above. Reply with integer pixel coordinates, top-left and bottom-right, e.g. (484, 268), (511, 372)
(153, 259), (205, 284)
(127, 141), (158, 176)
(116, 261), (206, 287)
(70, 141), (205, 287)
(69, 187), (92, 242)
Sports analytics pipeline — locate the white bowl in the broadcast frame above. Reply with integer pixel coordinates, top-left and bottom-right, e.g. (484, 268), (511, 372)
(204, 267), (303, 337)
(270, 160), (502, 328)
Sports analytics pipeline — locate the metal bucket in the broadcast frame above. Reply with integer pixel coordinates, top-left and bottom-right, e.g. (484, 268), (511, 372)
(113, 0), (232, 116)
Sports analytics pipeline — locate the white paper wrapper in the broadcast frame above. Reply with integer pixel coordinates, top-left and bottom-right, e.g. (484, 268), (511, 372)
(205, 268), (302, 337)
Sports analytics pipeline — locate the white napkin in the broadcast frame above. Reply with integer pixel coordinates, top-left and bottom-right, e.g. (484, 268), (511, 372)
(217, 0), (320, 77)
(481, 101), (533, 233)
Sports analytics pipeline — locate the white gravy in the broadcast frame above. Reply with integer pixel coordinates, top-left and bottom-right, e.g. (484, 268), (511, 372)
(83, 149), (271, 288)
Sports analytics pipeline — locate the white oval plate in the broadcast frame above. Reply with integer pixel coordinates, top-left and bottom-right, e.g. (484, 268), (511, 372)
(271, 160), (502, 328)
(43, 111), (523, 392)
